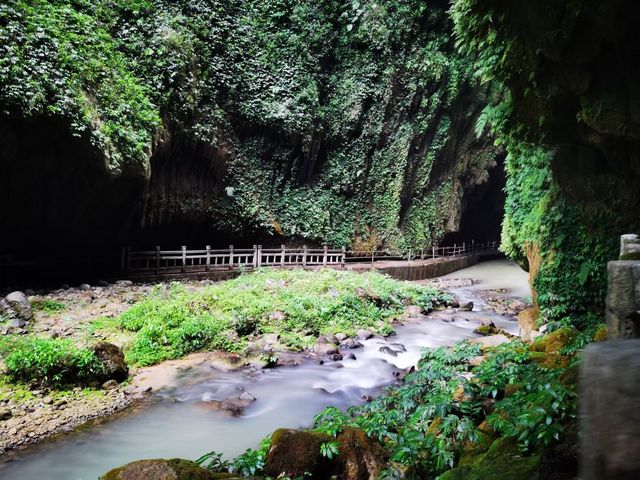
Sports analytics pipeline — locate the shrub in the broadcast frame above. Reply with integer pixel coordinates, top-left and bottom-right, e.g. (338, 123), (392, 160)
(31, 299), (66, 313)
(2, 337), (106, 387)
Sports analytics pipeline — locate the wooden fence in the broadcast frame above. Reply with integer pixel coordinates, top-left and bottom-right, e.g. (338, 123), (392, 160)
(122, 241), (499, 276)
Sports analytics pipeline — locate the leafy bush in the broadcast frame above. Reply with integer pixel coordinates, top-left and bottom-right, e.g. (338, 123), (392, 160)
(1, 337), (105, 387)
(311, 339), (577, 478)
(114, 269), (449, 366)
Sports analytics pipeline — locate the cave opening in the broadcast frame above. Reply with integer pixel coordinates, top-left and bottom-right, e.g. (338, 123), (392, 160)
(441, 155), (506, 248)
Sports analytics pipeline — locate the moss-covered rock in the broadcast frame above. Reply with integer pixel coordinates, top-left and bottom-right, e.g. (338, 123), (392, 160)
(530, 327), (578, 353)
(439, 437), (541, 480)
(593, 325), (608, 342)
(263, 428), (332, 478)
(100, 458), (214, 480)
(335, 426), (388, 480)
(528, 352), (571, 370)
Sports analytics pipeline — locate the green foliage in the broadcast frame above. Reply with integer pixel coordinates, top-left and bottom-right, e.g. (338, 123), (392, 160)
(0, 0), (490, 250)
(114, 269), (448, 366)
(194, 451), (231, 473)
(312, 339), (577, 478)
(231, 435), (272, 476)
(0, 336), (105, 387)
(32, 299), (67, 313)
(320, 441), (340, 459)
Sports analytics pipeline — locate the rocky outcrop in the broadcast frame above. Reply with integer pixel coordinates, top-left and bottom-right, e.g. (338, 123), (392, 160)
(1, 291), (33, 328)
(264, 429), (333, 478)
(100, 458), (214, 480)
(92, 342), (129, 383)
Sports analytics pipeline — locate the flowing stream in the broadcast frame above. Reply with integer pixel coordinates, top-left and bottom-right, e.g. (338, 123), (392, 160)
(0, 259), (527, 480)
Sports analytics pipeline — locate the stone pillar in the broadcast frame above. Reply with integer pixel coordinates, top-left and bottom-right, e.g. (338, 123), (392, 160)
(606, 234), (640, 339)
(580, 340), (640, 480)
(581, 234), (640, 479)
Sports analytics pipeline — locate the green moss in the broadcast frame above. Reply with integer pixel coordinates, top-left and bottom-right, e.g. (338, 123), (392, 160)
(264, 429), (332, 478)
(620, 252), (640, 261)
(100, 459), (214, 480)
(530, 327), (578, 353)
(439, 438), (541, 480)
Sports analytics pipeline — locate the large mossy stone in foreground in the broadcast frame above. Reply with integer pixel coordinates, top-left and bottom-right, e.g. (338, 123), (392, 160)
(264, 428), (333, 478)
(100, 458), (214, 480)
(439, 438), (540, 480)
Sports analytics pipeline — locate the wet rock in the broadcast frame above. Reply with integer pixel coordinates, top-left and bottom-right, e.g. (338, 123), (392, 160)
(460, 302), (474, 311)
(239, 392), (256, 402)
(347, 353), (357, 360)
(330, 353), (343, 361)
(93, 342), (129, 382)
(115, 280), (133, 287)
(379, 346), (398, 357)
(335, 333), (347, 342)
(313, 342), (338, 356)
(356, 329), (373, 340)
(318, 334), (339, 345)
(340, 338), (363, 349)
(264, 429), (333, 479)
(100, 458), (214, 480)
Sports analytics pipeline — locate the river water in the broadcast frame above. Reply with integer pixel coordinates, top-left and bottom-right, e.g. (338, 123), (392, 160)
(0, 259), (527, 480)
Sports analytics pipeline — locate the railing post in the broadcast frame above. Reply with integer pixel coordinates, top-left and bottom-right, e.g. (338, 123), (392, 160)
(205, 245), (211, 272)
(253, 245), (258, 268)
(463, 242), (466, 255)
(453, 243), (457, 258)
(155, 246), (160, 274)
(229, 245), (234, 269)
(432, 246), (435, 259)
(281, 244), (286, 267)
(323, 245), (328, 266)
(181, 245), (187, 273)
(341, 246), (346, 269)
(371, 249), (374, 267)
(257, 245), (262, 267)
(303, 245), (308, 267)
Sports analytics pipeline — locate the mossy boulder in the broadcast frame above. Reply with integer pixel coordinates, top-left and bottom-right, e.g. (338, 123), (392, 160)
(528, 352), (571, 370)
(439, 437), (541, 480)
(335, 426), (388, 480)
(592, 325), (608, 342)
(530, 327), (578, 353)
(264, 428), (333, 478)
(100, 458), (214, 480)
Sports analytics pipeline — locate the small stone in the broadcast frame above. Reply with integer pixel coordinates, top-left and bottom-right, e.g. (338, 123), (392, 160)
(116, 280), (133, 287)
(79, 284), (91, 291)
(460, 302), (474, 311)
(335, 333), (347, 342)
(347, 353), (357, 360)
(340, 338), (363, 349)
(0, 408), (12, 420)
(330, 353), (343, 361)
(102, 380), (118, 390)
(313, 342), (338, 355)
(8, 427), (17, 435)
(43, 396), (53, 405)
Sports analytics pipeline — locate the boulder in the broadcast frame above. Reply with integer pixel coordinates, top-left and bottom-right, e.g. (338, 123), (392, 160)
(356, 329), (373, 340)
(100, 458), (214, 480)
(264, 429), (333, 478)
(335, 427), (388, 480)
(93, 342), (128, 382)
(470, 334), (511, 349)
(4, 291), (33, 321)
(313, 341), (339, 356)
(335, 333), (347, 342)
(460, 302), (474, 311)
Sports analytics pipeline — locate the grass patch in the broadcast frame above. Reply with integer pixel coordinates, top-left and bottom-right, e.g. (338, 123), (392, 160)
(32, 299), (67, 313)
(113, 268), (449, 367)
(0, 336), (106, 387)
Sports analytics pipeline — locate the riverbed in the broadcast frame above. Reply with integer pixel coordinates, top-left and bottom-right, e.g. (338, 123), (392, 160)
(0, 259), (528, 480)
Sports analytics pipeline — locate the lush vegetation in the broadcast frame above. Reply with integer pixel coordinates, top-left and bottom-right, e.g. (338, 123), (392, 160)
(449, 0), (637, 329)
(0, 0), (498, 251)
(0, 337), (105, 387)
(111, 268), (449, 366)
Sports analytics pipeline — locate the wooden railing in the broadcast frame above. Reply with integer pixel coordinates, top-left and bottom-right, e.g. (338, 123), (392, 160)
(122, 241), (499, 275)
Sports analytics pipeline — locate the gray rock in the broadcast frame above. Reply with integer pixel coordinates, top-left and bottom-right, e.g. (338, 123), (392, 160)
(330, 353), (343, 361)
(580, 340), (640, 480)
(115, 280), (133, 287)
(339, 338), (363, 349)
(313, 342), (338, 355)
(356, 329), (373, 340)
(379, 346), (398, 357)
(335, 333), (347, 342)
(79, 284), (91, 291)
(11, 318), (27, 328)
(4, 291), (33, 321)
(470, 334), (510, 348)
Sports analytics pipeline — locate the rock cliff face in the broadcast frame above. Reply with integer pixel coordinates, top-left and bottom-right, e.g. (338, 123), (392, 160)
(0, 0), (500, 254)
